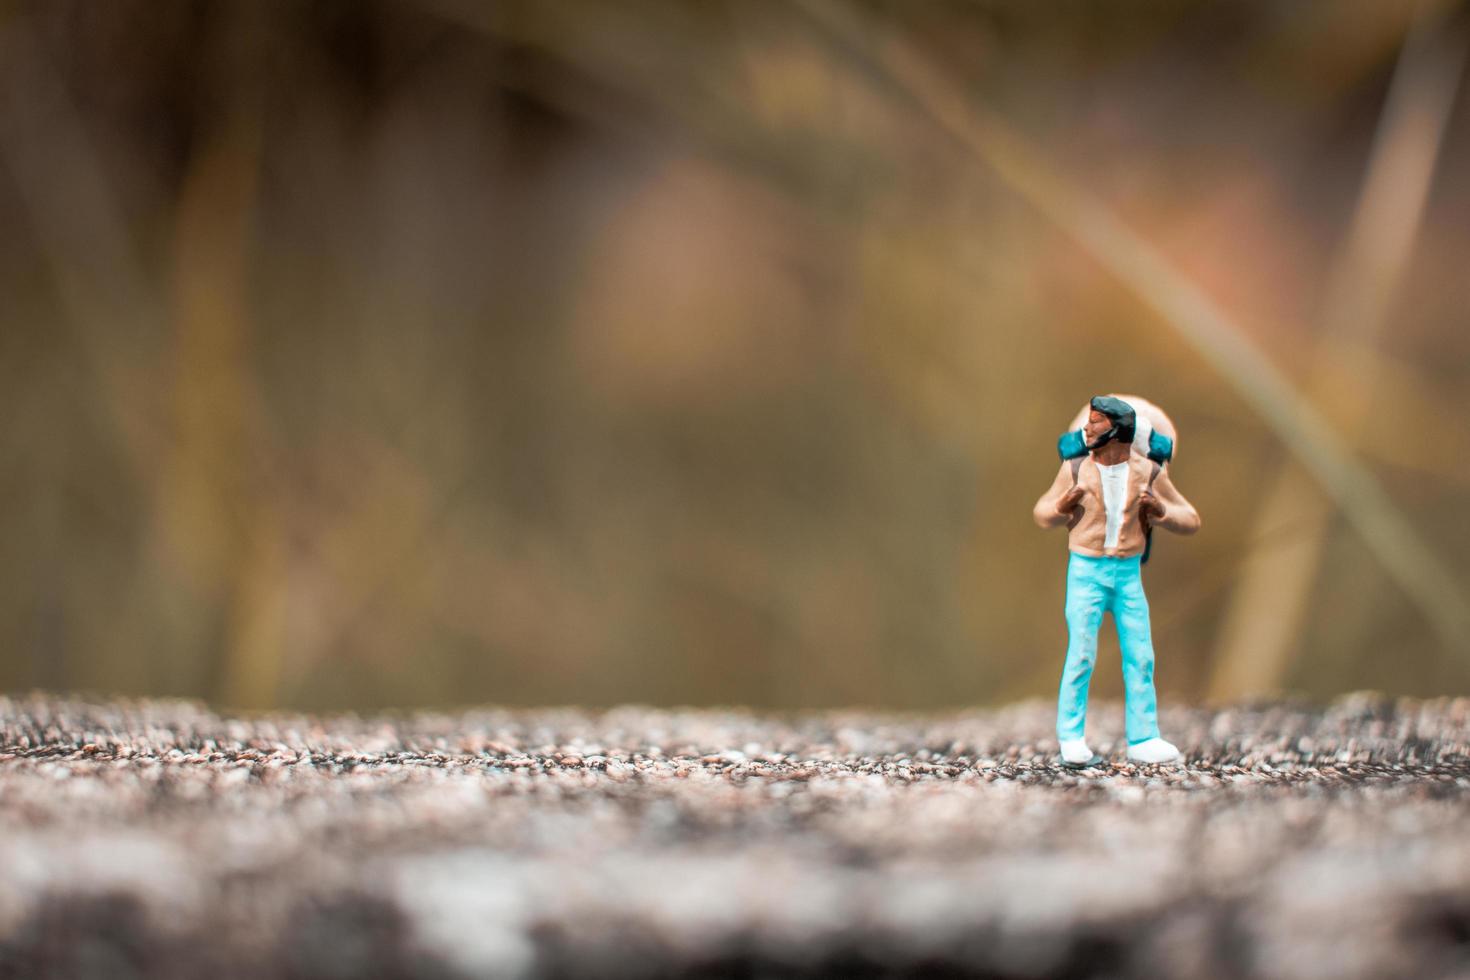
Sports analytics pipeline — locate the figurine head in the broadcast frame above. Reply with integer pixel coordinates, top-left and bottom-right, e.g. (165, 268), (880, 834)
(1056, 393), (1176, 462)
(1084, 395), (1136, 450)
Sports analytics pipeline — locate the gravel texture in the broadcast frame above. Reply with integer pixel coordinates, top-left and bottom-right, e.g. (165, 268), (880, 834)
(3, 692), (1470, 979)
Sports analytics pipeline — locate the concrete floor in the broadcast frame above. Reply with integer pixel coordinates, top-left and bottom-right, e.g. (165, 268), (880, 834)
(2, 692), (1469, 978)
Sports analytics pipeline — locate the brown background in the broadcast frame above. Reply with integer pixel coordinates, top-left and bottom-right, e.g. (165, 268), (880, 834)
(1, 0), (1467, 712)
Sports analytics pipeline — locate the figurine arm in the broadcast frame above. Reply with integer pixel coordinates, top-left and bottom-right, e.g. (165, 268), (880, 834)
(1145, 467), (1200, 535)
(1033, 462), (1079, 529)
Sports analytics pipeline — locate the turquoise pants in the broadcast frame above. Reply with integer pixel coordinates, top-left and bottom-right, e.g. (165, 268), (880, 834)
(1057, 553), (1161, 745)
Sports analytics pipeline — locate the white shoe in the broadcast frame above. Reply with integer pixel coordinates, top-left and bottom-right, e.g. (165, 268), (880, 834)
(1126, 737), (1182, 764)
(1059, 738), (1096, 765)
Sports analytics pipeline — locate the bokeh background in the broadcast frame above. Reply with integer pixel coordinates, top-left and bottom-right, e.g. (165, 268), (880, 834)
(1, 0), (1468, 713)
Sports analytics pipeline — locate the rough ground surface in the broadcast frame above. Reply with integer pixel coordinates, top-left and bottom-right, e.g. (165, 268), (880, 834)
(3, 694), (1470, 980)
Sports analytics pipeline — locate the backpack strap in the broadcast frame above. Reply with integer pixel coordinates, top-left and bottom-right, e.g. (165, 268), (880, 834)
(1141, 461), (1163, 564)
(1063, 456), (1086, 529)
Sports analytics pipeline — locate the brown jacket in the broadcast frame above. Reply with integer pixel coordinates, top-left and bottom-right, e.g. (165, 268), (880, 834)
(1033, 454), (1200, 558)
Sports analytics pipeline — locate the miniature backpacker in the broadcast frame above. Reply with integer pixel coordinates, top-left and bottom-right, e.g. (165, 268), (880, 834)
(1054, 394), (1179, 564)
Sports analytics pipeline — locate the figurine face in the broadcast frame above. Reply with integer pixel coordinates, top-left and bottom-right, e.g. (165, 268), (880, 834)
(1083, 409), (1112, 445)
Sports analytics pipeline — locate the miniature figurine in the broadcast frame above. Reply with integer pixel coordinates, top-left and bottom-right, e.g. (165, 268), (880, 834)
(1033, 394), (1200, 767)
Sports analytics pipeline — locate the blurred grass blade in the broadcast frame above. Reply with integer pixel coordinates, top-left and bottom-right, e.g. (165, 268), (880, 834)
(800, 0), (1470, 653)
(1212, 2), (1468, 697)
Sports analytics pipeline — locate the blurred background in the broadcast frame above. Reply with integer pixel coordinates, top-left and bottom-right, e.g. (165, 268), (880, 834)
(1, 0), (1467, 714)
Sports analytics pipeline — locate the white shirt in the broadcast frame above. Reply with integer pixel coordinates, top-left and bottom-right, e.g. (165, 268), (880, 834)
(1097, 461), (1130, 549)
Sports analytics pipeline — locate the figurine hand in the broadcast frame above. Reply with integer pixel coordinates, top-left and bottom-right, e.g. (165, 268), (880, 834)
(1056, 485), (1086, 515)
(1139, 490), (1166, 523)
